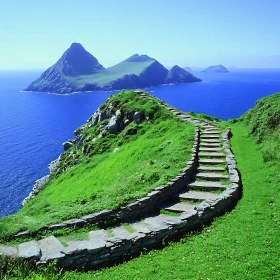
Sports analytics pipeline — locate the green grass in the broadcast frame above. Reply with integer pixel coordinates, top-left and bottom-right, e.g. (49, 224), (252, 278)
(3, 122), (279, 279)
(73, 60), (155, 86)
(0, 91), (194, 241)
(240, 92), (280, 161)
(122, 223), (136, 233)
(160, 209), (181, 216)
(60, 123), (279, 280)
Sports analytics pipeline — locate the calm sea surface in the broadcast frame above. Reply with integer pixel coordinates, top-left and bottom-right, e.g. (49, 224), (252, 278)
(1, 69), (280, 217)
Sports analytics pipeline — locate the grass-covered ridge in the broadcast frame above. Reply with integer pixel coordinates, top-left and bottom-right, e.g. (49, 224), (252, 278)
(240, 92), (280, 161)
(0, 90), (194, 240)
(71, 59), (155, 87)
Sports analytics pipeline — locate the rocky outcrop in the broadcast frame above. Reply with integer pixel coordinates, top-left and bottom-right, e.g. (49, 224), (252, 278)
(57, 42), (104, 76)
(25, 67), (76, 94)
(22, 175), (50, 206)
(165, 65), (201, 84)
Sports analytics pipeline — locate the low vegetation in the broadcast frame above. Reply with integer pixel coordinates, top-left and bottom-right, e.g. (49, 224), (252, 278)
(239, 92), (280, 161)
(0, 90), (194, 241)
(1, 92), (279, 279)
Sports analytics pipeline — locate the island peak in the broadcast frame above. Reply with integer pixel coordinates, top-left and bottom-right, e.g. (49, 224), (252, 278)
(202, 65), (229, 73)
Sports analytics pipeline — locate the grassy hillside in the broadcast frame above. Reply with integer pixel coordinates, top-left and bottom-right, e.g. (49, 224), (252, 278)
(240, 92), (280, 161)
(1, 92), (279, 279)
(0, 90), (194, 241)
(72, 59), (155, 86)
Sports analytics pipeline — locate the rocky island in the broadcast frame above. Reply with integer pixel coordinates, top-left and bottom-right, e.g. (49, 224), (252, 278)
(202, 64), (229, 73)
(25, 43), (201, 94)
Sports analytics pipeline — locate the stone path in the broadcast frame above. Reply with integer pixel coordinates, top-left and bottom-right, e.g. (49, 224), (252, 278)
(0, 91), (240, 270)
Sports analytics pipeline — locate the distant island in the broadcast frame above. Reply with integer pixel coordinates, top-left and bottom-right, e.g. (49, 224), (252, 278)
(25, 43), (201, 94)
(184, 67), (193, 72)
(202, 65), (229, 73)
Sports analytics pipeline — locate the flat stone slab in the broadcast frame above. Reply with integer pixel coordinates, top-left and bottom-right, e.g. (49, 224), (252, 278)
(112, 225), (132, 238)
(198, 166), (226, 172)
(176, 190), (219, 201)
(199, 147), (222, 152)
(204, 126), (219, 130)
(200, 139), (221, 143)
(38, 236), (65, 261)
(89, 229), (109, 241)
(0, 245), (18, 257)
(130, 221), (152, 234)
(201, 131), (220, 134)
(200, 143), (221, 147)
(160, 202), (196, 213)
(196, 172), (228, 180)
(188, 181), (227, 191)
(199, 152), (225, 157)
(199, 159), (226, 165)
(61, 239), (106, 255)
(18, 241), (41, 260)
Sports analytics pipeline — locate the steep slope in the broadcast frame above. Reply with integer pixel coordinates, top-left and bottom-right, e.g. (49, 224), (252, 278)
(240, 92), (280, 161)
(25, 43), (104, 94)
(56, 42), (104, 76)
(165, 65), (201, 84)
(25, 43), (201, 94)
(0, 90), (194, 239)
(202, 64), (229, 73)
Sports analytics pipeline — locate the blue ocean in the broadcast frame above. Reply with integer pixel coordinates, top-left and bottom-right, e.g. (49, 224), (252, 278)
(1, 69), (280, 218)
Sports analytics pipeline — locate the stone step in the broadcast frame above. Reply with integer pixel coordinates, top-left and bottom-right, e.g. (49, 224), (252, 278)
(201, 131), (220, 134)
(89, 229), (109, 241)
(112, 225), (133, 237)
(200, 143), (221, 147)
(196, 172), (229, 181)
(159, 202), (196, 213)
(199, 159), (226, 165)
(198, 166), (226, 172)
(201, 135), (221, 139)
(188, 181), (227, 191)
(199, 147), (223, 152)
(130, 221), (152, 234)
(200, 139), (221, 143)
(199, 152), (225, 157)
(38, 236), (65, 262)
(203, 124), (218, 128)
(204, 126), (219, 130)
(175, 190), (219, 201)
(0, 245), (18, 257)
(18, 240), (41, 260)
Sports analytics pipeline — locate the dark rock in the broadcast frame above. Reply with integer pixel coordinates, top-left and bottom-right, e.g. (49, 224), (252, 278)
(123, 127), (137, 136)
(63, 141), (74, 151)
(165, 65), (201, 84)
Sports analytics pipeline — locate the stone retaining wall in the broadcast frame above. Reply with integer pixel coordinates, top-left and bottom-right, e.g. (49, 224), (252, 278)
(41, 127), (242, 270)
(18, 128), (200, 236)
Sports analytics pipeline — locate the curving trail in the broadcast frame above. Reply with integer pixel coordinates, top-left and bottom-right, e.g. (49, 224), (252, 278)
(0, 91), (241, 270)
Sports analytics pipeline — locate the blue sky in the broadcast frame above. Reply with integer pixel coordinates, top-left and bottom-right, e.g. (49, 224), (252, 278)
(0, 0), (279, 69)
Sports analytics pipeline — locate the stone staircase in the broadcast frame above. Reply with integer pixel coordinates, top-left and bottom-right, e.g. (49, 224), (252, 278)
(0, 91), (241, 270)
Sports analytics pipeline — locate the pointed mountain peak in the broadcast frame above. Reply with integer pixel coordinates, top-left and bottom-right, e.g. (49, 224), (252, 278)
(56, 43), (104, 76)
(69, 42), (85, 51)
(165, 65), (201, 84)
